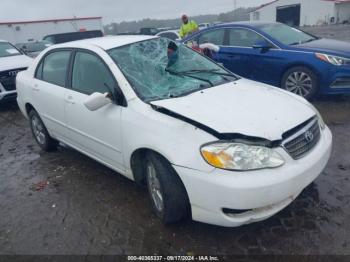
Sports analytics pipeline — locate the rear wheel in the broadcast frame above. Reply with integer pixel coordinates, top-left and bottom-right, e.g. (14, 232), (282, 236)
(281, 66), (318, 100)
(29, 110), (58, 151)
(145, 152), (190, 224)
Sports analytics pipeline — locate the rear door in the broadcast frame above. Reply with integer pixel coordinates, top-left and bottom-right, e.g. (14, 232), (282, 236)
(31, 50), (72, 137)
(63, 50), (125, 172)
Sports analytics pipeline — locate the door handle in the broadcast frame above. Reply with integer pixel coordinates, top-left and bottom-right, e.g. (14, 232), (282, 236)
(65, 96), (75, 105)
(33, 84), (40, 92)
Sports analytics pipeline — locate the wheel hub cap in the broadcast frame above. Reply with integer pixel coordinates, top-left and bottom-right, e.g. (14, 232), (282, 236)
(31, 116), (46, 145)
(286, 71), (313, 97)
(147, 162), (164, 212)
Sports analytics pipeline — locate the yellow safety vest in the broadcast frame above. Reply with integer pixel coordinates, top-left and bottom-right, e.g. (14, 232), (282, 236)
(179, 20), (199, 39)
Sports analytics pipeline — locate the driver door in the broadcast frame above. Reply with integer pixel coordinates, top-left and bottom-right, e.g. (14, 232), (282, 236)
(63, 50), (125, 172)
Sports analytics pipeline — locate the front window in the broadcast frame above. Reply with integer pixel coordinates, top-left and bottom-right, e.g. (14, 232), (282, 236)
(108, 38), (237, 102)
(256, 23), (317, 45)
(228, 28), (267, 47)
(72, 51), (113, 95)
(0, 42), (22, 58)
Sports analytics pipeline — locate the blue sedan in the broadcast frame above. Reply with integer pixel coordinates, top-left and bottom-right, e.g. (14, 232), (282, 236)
(182, 22), (350, 99)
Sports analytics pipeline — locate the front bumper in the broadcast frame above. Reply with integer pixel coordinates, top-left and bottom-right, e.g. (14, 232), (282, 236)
(174, 127), (332, 227)
(0, 82), (17, 102)
(322, 65), (350, 94)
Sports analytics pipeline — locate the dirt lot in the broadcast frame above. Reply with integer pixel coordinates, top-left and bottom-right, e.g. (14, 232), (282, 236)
(1, 26), (350, 258)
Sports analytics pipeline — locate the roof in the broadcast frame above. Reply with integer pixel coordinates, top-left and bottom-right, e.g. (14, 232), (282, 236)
(250, 0), (279, 13)
(0, 16), (102, 26)
(54, 35), (158, 50)
(250, 0), (350, 13)
(214, 21), (277, 28)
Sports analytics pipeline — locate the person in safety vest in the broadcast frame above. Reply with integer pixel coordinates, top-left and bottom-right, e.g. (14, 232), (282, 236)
(179, 14), (199, 39)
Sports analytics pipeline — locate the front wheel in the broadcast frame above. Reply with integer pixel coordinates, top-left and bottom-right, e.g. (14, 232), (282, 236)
(281, 66), (318, 100)
(145, 152), (190, 224)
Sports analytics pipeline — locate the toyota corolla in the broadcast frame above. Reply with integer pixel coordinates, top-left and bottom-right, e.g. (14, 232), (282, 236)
(16, 36), (332, 227)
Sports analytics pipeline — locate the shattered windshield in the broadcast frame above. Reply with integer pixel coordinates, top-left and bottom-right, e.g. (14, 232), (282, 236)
(108, 37), (237, 102)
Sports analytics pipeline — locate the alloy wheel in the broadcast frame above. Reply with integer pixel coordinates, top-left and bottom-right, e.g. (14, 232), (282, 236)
(31, 115), (46, 145)
(146, 162), (164, 213)
(285, 71), (313, 97)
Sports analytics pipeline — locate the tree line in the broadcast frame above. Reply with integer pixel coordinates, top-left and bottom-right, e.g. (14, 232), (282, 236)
(104, 7), (255, 34)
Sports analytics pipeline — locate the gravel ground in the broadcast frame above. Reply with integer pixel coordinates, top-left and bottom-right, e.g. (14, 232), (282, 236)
(303, 24), (350, 42)
(1, 25), (350, 258)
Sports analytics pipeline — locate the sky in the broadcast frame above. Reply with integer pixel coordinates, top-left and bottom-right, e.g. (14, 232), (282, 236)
(0, 0), (269, 24)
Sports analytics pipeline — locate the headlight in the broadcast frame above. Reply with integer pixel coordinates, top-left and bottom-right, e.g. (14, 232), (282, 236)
(315, 53), (350, 66)
(201, 142), (285, 171)
(308, 103), (326, 130)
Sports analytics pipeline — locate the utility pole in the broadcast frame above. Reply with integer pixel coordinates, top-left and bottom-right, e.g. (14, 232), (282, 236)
(233, 0), (237, 21)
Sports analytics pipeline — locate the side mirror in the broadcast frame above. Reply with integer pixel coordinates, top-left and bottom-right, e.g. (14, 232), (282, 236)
(84, 92), (112, 111)
(252, 40), (271, 50)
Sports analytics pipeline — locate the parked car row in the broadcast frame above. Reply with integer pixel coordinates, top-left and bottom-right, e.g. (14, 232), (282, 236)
(15, 41), (52, 58)
(15, 36), (333, 227)
(0, 40), (32, 103)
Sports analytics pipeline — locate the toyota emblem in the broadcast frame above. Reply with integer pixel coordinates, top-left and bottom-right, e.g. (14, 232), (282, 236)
(305, 130), (314, 142)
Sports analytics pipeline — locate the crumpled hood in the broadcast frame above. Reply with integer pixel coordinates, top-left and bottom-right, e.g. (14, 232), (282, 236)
(0, 55), (33, 72)
(151, 79), (316, 141)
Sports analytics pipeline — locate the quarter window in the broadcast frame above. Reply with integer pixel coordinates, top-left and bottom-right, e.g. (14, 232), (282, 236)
(228, 28), (266, 47)
(72, 52), (114, 95)
(197, 29), (226, 45)
(40, 51), (71, 86)
(35, 61), (44, 80)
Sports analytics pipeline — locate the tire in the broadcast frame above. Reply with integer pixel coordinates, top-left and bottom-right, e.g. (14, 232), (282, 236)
(281, 66), (319, 100)
(29, 110), (58, 152)
(145, 152), (190, 224)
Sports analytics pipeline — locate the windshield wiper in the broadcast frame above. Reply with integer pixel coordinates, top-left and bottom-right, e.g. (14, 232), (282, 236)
(174, 68), (236, 78)
(301, 38), (316, 44)
(165, 68), (214, 87)
(290, 38), (317, 46)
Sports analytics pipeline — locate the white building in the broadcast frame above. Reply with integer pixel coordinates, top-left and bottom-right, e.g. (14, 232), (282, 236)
(0, 17), (103, 44)
(250, 0), (350, 26)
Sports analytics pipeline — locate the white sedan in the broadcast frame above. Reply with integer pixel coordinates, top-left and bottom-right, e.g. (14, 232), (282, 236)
(16, 35), (332, 227)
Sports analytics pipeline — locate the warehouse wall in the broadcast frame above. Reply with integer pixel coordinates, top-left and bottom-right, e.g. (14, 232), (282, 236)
(0, 18), (103, 44)
(250, 0), (336, 26)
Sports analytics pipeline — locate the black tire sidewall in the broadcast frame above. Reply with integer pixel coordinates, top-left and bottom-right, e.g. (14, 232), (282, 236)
(281, 66), (319, 100)
(145, 152), (190, 224)
(145, 158), (166, 220)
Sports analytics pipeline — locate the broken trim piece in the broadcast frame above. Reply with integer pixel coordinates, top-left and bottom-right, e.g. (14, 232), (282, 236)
(151, 104), (281, 148)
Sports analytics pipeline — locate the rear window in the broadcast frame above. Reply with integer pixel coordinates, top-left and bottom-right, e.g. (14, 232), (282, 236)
(39, 51), (71, 86)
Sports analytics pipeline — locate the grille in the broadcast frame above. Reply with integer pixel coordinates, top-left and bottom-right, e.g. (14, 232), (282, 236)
(0, 68), (27, 91)
(282, 118), (321, 160)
